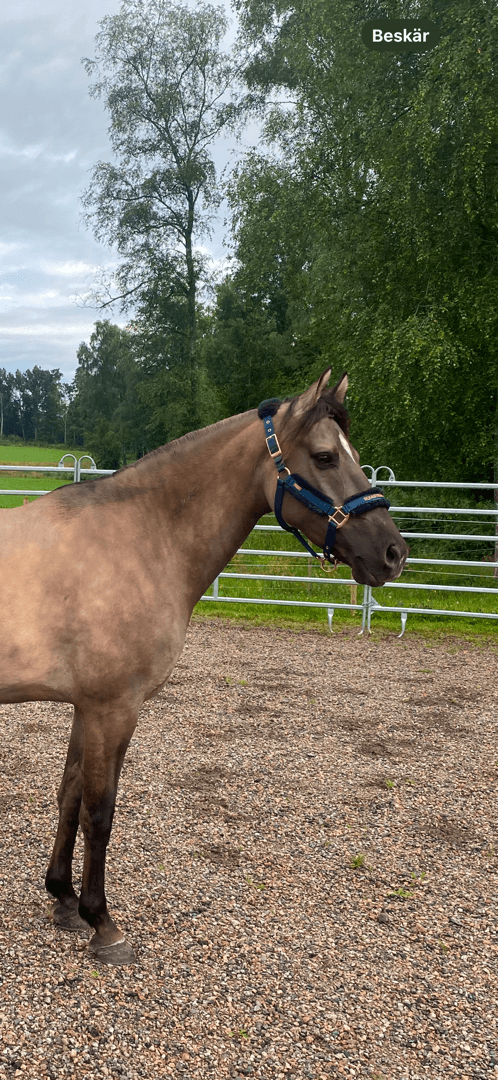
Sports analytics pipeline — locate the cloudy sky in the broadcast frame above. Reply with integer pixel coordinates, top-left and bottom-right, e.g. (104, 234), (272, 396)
(0, 0), (241, 385)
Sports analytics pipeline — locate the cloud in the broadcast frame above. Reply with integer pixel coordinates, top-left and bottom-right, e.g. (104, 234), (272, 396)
(0, 138), (45, 161)
(0, 136), (80, 165)
(0, 322), (98, 337)
(39, 259), (100, 278)
(0, 0), (238, 383)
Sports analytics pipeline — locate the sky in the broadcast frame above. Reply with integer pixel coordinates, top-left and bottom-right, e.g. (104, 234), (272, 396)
(0, 0), (242, 385)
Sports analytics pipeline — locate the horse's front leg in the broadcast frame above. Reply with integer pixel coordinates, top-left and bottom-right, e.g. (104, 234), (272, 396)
(77, 702), (139, 966)
(46, 706), (87, 931)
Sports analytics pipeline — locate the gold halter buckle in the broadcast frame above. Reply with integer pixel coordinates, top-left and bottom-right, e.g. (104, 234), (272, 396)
(328, 507), (350, 529)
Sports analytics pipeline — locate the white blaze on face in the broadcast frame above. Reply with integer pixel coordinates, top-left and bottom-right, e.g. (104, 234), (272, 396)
(337, 427), (354, 461)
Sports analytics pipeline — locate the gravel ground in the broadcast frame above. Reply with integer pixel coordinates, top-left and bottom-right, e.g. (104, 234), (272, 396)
(0, 619), (497, 1080)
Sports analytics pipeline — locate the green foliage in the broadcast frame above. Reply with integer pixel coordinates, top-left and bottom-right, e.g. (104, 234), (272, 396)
(70, 320), (145, 468)
(21, 0), (496, 486)
(84, 419), (125, 472)
(135, 301), (224, 443)
(0, 367), (72, 444)
(231, 0), (498, 481)
(81, 0), (241, 433)
(202, 276), (312, 416)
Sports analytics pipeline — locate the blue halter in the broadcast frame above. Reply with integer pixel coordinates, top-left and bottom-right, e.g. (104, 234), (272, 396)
(258, 398), (390, 570)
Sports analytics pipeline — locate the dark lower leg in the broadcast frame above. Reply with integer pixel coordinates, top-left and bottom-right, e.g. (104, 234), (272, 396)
(77, 721), (137, 964)
(78, 793), (135, 964)
(78, 791), (116, 934)
(45, 708), (83, 911)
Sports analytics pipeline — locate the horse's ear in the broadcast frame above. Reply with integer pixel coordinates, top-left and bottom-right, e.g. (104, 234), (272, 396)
(332, 372), (348, 403)
(293, 368), (332, 416)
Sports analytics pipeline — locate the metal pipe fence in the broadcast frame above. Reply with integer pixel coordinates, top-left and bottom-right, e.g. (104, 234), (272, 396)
(0, 455), (114, 495)
(202, 468), (498, 635)
(0, 459), (496, 635)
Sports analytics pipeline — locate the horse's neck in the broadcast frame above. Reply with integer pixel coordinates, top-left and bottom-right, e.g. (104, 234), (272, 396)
(134, 412), (270, 600)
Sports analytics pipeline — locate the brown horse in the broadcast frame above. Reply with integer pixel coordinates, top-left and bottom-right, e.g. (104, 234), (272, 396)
(0, 370), (407, 964)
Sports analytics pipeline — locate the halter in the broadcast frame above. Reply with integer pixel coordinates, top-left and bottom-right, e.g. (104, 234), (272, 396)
(258, 398), (390, 571)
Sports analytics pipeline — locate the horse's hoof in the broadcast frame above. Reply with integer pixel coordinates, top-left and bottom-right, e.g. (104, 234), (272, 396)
(52, 902), (89, 933)
(87, 935), (136, 966)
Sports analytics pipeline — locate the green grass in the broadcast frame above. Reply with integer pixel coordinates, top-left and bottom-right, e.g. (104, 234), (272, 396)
(0, 444), (87, 463)
(0, 444), (92, 507)
(196, 511), (498, 638)
(1, 453), (496, 640)
(0, 475), (79, 507)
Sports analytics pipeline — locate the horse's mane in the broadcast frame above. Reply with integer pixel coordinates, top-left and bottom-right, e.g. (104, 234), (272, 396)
(280, 388), (351, 439)
(51, 390), (349, 512)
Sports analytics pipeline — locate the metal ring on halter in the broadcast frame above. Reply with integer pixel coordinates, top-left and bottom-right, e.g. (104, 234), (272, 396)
(320, 556), (339, 573)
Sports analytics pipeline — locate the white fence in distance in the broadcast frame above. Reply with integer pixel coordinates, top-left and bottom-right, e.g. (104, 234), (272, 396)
(0, 458), (496, 635)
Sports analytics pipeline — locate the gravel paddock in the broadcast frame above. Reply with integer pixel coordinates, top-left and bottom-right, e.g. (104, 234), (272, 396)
(0, 620), (497, 1080)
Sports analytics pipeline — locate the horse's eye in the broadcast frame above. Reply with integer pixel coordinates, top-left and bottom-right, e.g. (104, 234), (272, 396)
(313, 453), (337, 468)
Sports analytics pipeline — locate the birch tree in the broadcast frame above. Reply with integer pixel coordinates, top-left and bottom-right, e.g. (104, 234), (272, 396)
(82, 0), (239, 430)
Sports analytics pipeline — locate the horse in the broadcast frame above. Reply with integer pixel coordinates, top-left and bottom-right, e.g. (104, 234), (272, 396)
(0, 369), (407, 964)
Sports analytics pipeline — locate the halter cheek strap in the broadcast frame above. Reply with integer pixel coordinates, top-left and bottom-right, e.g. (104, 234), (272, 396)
(258, 399), (390, 569)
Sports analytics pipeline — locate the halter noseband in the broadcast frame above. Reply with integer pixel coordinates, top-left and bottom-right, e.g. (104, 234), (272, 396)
(258, 398), (390, 571)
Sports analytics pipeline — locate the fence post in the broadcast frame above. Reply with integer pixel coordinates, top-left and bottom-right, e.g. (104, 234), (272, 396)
(360, 586), (370, 634)
(58, 453), (77, 483)
(495, 487), (498, 580)
(75, 455), (97, 483)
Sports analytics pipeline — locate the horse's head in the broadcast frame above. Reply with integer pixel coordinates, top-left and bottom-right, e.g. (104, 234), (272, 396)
(262, 369), (408, 586)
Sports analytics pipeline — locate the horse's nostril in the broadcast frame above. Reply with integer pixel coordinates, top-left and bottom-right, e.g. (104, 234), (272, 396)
(386, 543), (400, 565)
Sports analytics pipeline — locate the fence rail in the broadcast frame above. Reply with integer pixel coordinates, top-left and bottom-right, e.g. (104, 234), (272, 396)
(202, 472), (498, 634)
(0, 459), (496, 635)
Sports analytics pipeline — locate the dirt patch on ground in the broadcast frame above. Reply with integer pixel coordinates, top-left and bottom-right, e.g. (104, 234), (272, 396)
(0, 623), (496, 1080)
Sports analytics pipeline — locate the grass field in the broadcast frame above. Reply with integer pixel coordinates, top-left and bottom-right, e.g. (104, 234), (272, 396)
(0, 444), (87, 463)
(0, 444), (92, 507)
(197, 510), (498, 639)
(0, 448), (496, 639)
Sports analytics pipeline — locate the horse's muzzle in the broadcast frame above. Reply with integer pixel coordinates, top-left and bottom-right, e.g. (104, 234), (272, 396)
(350, 539), (408, 586)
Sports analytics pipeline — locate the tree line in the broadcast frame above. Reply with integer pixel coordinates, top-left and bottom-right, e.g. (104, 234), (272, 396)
(0, 367), (72, 445)
(8, 0), (498, 485)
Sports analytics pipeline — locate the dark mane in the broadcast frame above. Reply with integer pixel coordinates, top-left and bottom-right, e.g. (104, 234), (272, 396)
(46, 411), (255, 509)
(97, 409), (255, 483)
(282, 388), (351, 438)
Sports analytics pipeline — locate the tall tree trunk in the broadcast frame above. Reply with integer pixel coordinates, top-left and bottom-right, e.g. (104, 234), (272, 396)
(185, 188), (197, 431)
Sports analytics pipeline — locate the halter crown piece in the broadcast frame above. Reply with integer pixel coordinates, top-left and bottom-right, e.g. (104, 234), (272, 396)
(257, 398), (390, 571)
